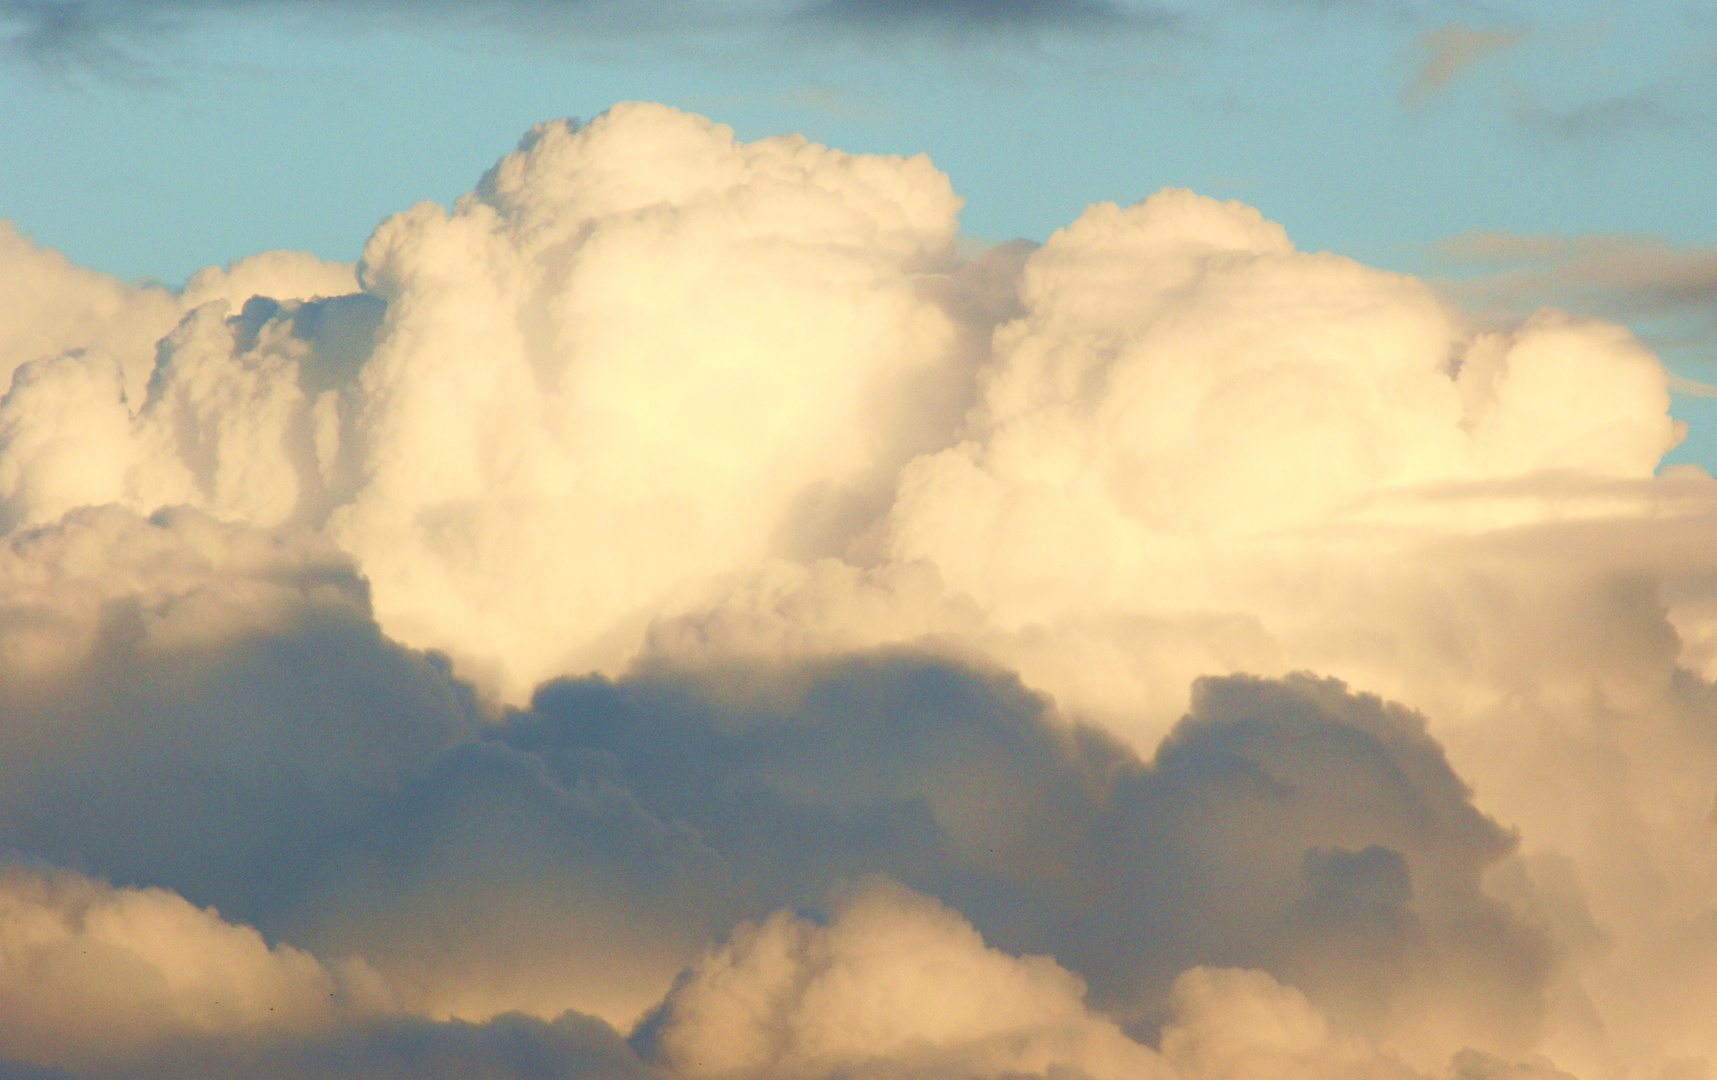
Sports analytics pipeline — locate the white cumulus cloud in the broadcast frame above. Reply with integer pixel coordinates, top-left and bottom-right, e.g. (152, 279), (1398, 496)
(3, 100), (1717, 1080)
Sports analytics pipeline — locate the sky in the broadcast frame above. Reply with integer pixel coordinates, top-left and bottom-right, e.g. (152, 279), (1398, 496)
(2, 3), (1717, 1080)
(3, 0), (1714, 457)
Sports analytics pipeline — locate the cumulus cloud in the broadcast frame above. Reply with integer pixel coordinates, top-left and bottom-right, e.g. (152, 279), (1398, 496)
(14, 112), (1692, 722)
(502, 658), (1550, 1064)
(642, 879), (1486, 1080)
(0, 862), (664, 1080)
(0, 221), (178, 398)
(13, 640), (1515, 1063)
(812, 186), (1689, 749)
(0, 103), (969, 698)
(0, 862), (390, 1071)
(0, 221), (353, 396)
(0, 511), (1556, 1066)
(891, 189), (1674, 548)
(6, 101), (1717, 1080)
(640, 878), (1164, 1080)
(0, 227), (359, 535)
(636, 836), (1665, 1080)
(0, 506), (473, 922)
(0, 858), (1484, 1080)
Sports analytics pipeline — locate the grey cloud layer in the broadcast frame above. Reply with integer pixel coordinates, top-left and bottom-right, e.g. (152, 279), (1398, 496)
(0, 514), (1552, 1069)
(0, 506), (1543, 1041)
(0, 0), (1178, 71)
(0, 507), (475, 918)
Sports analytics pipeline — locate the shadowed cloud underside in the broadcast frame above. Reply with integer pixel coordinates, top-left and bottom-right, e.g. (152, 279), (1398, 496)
(0, 103), (1715, 1080)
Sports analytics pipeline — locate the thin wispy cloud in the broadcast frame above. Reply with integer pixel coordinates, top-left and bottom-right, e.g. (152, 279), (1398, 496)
(1430, 229), (1717, 363)
(0, 0), (1186, 76)
(1512, 85), (1693, 141)
(1229, 0), (1430, 25)
(797, 0), (1184, 37)
(1401, 21), (1524, 104)
(0, 0), (175, 80)
(1667, 372), (1717, 397)
(0, 0), (691, 75)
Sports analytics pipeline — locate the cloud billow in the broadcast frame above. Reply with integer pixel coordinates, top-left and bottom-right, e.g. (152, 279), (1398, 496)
(501, 656), (1549, 1054)
(0, 598), (1553, 1074)
(0, 101), (1716, 1080)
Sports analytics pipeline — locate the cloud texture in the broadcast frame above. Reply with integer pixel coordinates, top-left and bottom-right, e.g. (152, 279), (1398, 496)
(2, 102), (1717, 1080)
(0, 0), (1181, 76)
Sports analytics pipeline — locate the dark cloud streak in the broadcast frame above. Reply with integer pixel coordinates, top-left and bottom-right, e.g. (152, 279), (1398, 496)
(0, 0), (174, 81)
(1429, 230), (1717, 365)
(1512, 87), (1693, 142)
(798, 0), (1184, 37)
(0, 0), (1185, 75)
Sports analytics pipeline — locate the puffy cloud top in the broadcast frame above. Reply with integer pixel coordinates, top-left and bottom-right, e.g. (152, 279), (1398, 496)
(890, 188), (1679, 629)
(0, 863), (391, 1070)
(0, 103), (966, 698)
(643, 879), (1164, 1080)
(0, 101), (1714, 1080)
(0, 104), (1688, 711)
(339, 106), (964, 698)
